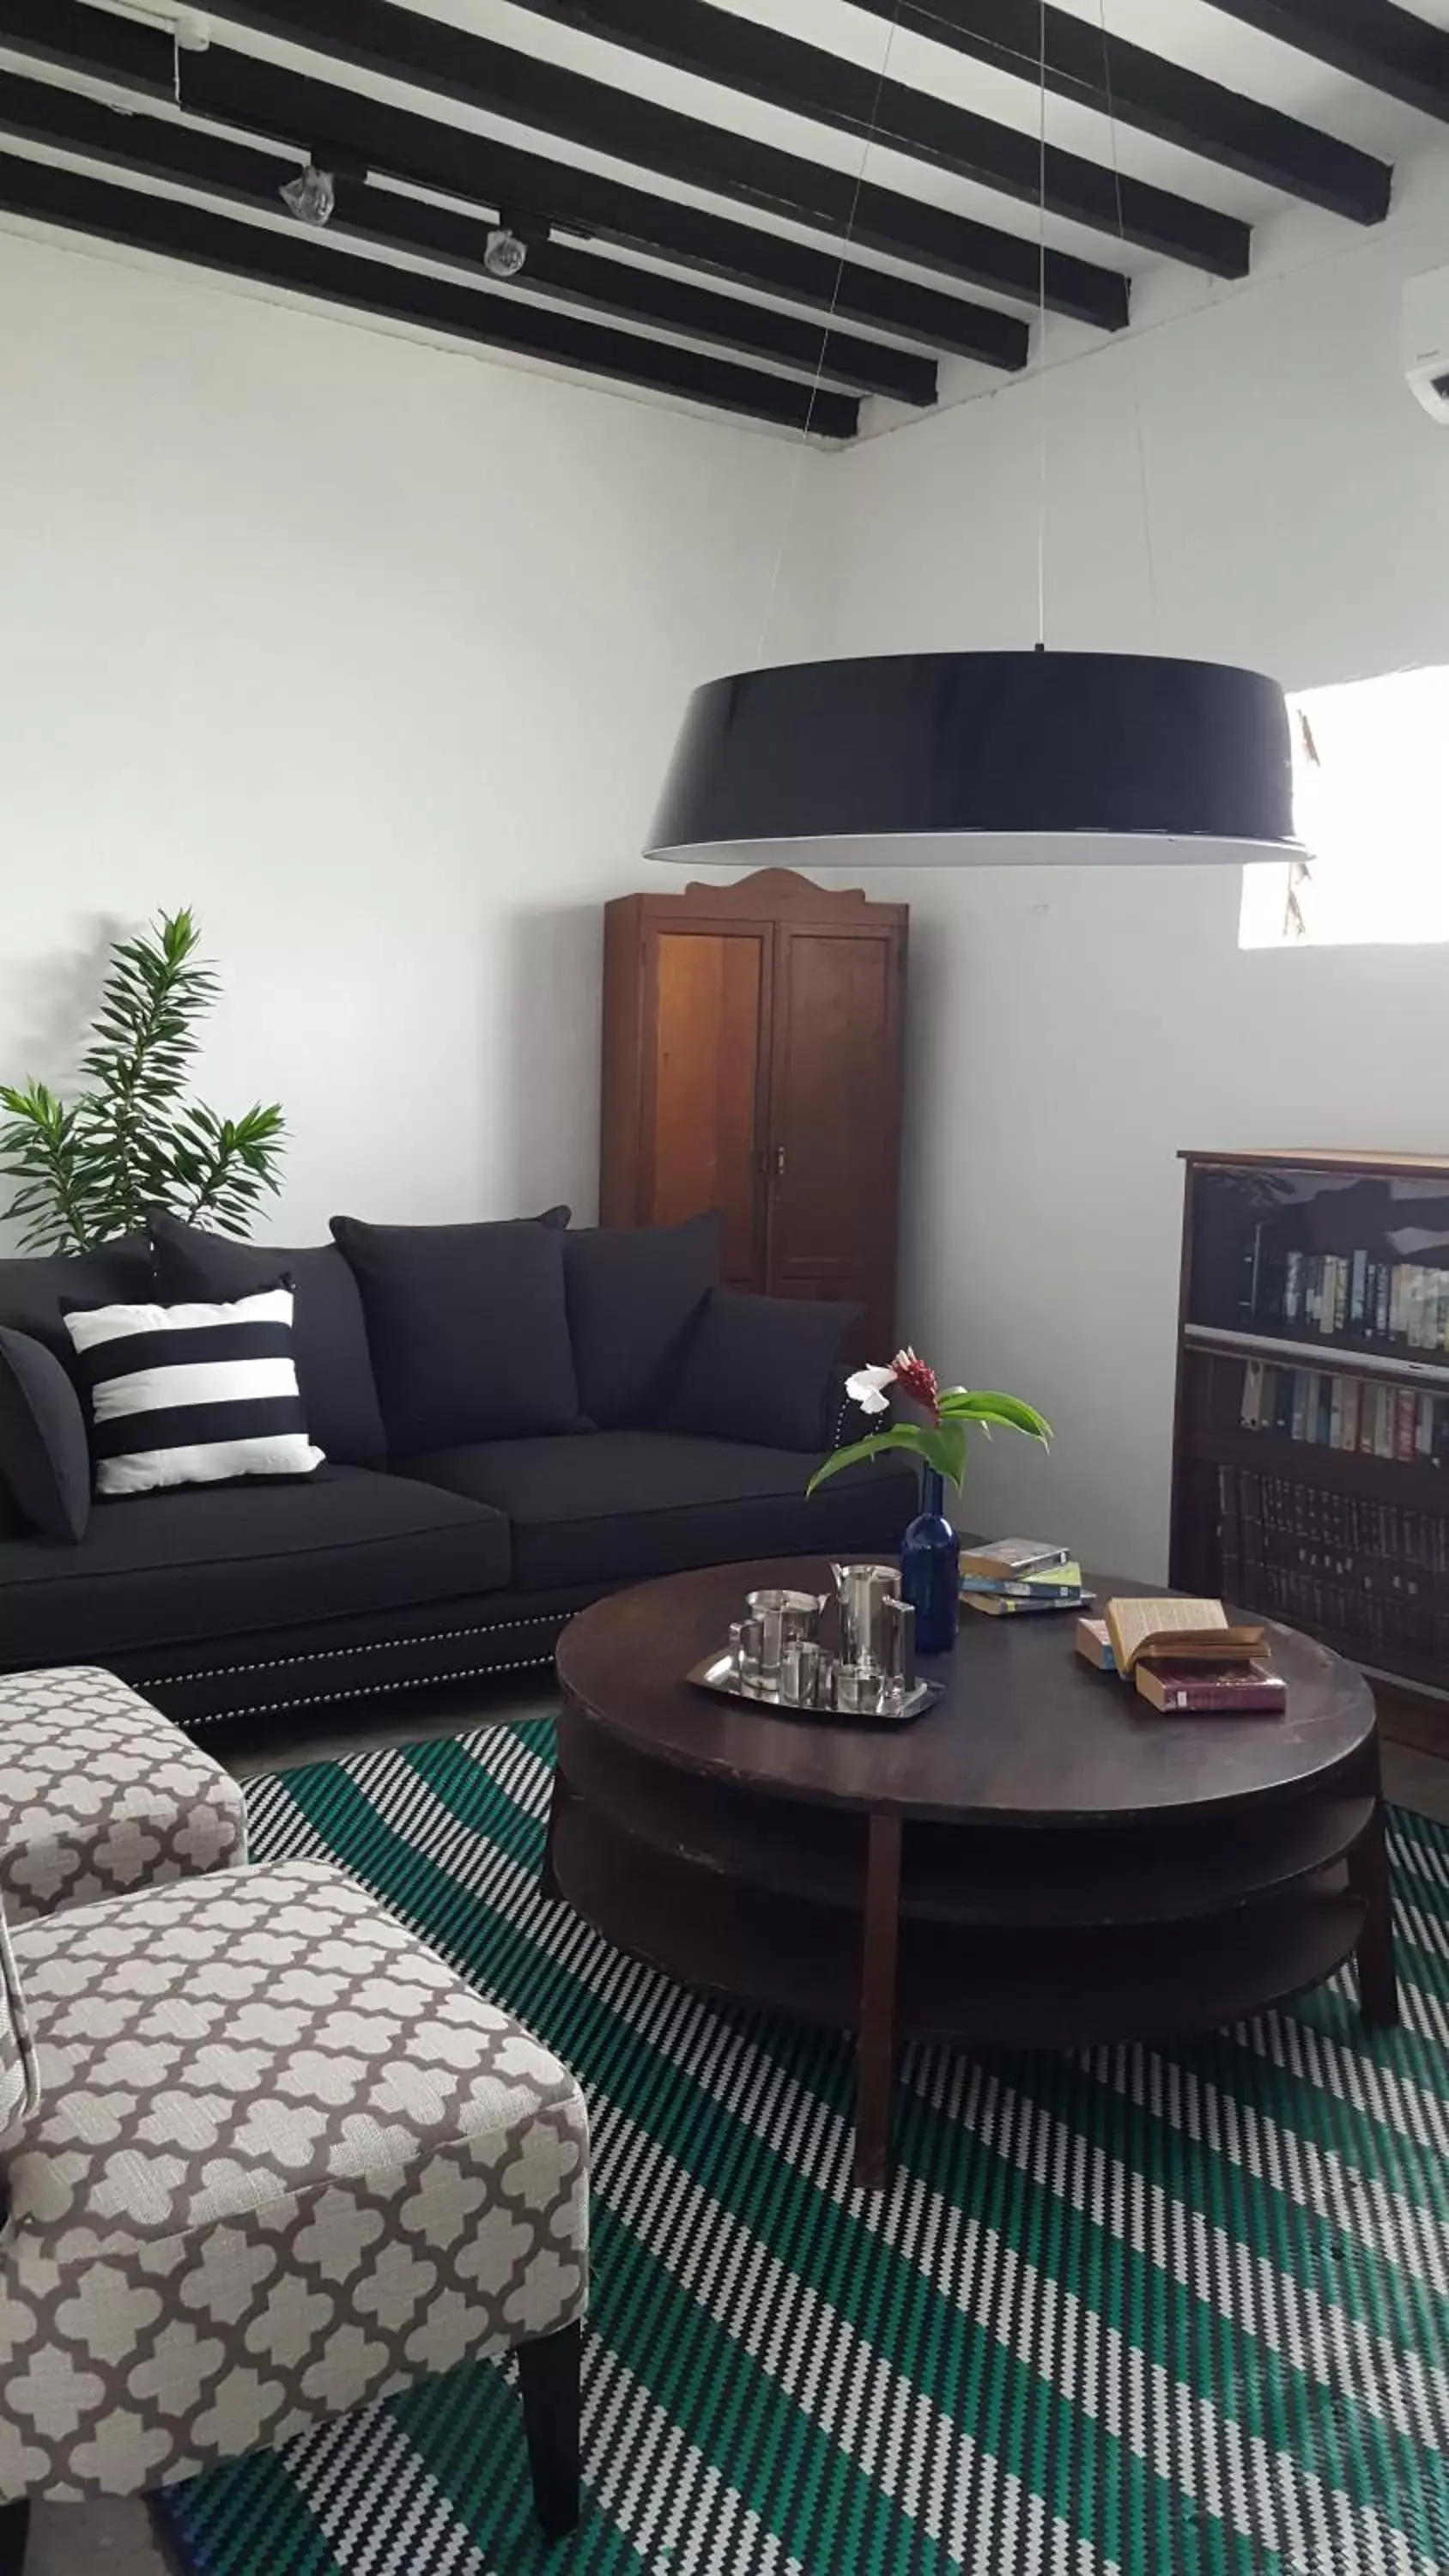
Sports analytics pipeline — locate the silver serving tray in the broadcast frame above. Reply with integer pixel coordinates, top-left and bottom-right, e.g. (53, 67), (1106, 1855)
(687, 1648), (943, 1728)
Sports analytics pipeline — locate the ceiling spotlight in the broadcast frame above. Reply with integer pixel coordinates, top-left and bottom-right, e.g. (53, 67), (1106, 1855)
(483, 224), (530, 282)
(279, 165), (336, 228)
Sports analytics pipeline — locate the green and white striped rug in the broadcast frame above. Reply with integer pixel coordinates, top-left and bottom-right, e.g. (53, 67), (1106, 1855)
(159, 1718), (1449, 2576)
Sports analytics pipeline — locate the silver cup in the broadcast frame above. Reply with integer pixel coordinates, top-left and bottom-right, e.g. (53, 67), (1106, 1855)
(737, 1615), (765, 1690)
(745, 1587), (826, 1683)
(779, 1639), (824, 1708)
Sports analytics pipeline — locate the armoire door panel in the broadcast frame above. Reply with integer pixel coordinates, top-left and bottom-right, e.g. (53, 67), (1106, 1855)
(767, 928), (900, 1334)
(646, 928), (768, 1285)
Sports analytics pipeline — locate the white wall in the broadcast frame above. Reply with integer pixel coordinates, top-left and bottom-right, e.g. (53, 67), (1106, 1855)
(779, 146), (1449, 1577)
(0, 228), (803, 1240)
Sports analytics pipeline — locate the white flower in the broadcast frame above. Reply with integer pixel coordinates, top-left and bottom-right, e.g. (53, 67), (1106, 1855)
(845, 1363), (897, 1416)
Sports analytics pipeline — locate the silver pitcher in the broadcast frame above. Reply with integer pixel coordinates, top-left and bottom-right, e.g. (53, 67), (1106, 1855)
(745, 1587), (827, 1683)
(830, 1562), (901, 1674)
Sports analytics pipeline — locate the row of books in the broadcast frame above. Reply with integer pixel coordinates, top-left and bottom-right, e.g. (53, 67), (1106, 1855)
(1216, 1464), (1449, 1666)
(1241, 1243), (1449, 1352)
(1239, 1361), (1449, 1464)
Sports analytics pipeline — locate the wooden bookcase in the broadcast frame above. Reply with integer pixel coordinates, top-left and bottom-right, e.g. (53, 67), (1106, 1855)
(1170, 1148), (1449, 1701)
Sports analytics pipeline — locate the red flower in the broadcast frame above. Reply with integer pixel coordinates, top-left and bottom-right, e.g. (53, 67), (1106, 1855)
(890, 1346), (939, 1423)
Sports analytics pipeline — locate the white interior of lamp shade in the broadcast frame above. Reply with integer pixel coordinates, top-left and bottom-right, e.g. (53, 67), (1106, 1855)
(645, 831), (1310, 870)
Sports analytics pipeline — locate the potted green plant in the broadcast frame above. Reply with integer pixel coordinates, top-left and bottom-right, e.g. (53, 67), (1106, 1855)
(809, 1347), (1051, 1652)
(0, 909), (287, 1252)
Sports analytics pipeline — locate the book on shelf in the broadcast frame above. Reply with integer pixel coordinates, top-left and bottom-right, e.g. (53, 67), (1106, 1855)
(957, 1539), (1070, 1582)
(1215, 1459), (1449, 1672)
(1134, 1660), (1286, 1716)
(1103, 1596), (1266, 1677)
(1239, 1359), (1449, 1465)
(1240, 1237), (1449, 1355)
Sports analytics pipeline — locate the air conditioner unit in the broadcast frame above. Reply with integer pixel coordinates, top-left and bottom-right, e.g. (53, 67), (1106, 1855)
(1405, 267), (1449, 422)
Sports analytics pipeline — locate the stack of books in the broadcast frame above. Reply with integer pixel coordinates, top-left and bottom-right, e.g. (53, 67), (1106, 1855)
(959, 1539), (1092, 1619)
(1076, 1597), (1286, 1715)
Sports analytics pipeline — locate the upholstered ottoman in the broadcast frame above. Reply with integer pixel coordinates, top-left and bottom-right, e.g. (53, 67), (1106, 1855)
(0, 1665), (246, 1925)
(0, 1859), (589, 2560)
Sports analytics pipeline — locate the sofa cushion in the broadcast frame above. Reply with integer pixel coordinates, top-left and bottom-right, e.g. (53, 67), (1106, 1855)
(0, 1328), (91, 1542)
(64, 1284), (325, 1498)
(332, 1212), (582, 1454)
(400, 1430), (919, 1593)
(564, 1211), (721, 1426)
(0, 1238), (154, 1382)
(0, 1464), (509, 1668)
(149, 1210), (387, 1467)
(664, 1287), (860, 1451)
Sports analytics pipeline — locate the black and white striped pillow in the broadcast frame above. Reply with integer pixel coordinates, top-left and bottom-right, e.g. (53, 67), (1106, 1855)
(64, 1285), (325, 1497)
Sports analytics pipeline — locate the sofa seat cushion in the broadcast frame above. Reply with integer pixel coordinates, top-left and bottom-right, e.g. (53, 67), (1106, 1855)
(0, 1465), (510, 1669)
(401, 1431), (919, 1592)
(1, 1862), (589, 2501)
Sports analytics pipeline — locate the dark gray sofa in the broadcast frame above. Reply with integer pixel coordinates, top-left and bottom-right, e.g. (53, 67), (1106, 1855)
(0, 1221), (914, 1734)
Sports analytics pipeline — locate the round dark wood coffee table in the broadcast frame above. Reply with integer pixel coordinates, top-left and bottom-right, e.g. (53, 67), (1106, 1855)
(549, 1557), (1396, 2186)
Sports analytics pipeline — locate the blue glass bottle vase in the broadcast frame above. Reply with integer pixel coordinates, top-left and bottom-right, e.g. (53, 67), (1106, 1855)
(900, 1467), (960, 1656)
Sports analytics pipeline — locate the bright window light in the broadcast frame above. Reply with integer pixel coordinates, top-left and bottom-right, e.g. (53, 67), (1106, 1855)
(1240, 665), (1449, 948)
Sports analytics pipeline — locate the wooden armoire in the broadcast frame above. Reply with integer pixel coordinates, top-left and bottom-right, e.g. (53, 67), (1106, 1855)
(599, 869), (907, 1355)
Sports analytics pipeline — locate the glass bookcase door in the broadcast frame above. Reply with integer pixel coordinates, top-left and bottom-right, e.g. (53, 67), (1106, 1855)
(1188, 1164), (1449, 1360)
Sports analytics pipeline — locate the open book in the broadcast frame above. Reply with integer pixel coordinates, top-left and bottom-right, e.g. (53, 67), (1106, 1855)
(1104, 1597), (1267, 1677)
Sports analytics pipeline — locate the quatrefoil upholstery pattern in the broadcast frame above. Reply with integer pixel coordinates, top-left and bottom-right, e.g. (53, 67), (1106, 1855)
(0, 1860), (590, 2502)
(0, 1665), (246, 1926)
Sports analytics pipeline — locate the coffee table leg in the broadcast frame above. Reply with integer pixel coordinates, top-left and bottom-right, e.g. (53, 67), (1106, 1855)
(855, 1813), (903, 2191)
(1349, 1791), (1399, 2027)
(540, 1770), (569, 1903)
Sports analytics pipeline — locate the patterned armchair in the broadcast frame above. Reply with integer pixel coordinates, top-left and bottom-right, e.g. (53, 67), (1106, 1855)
(0, 1858), (589, 2569)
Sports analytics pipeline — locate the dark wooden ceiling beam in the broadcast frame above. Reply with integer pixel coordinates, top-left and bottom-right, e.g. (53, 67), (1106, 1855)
(0, 0), (172, 94)
(0, 68), (937, 403)
(494, 0), (1250, 275)
(0, 149), (861, 434)
(179, 46), (1040, 358)
(1201, 0), (1449, 125)
(0, 3), (1028, 364)
(850, 0), (1392, 225)
(181, 0), (1131, 326)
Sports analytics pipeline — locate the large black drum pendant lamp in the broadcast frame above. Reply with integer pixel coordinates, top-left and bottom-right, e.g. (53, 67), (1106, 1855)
(646, 649), (1297, 868)
(646, 2), (1302, 873)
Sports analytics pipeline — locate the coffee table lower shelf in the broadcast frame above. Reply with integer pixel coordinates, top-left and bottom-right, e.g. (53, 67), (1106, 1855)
(546, 1793), (1366, 2177)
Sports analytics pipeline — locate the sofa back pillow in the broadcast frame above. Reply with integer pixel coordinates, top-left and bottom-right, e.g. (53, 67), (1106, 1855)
(663, 1287), (861, 1453)
(149, 1209), (386, 1467)
(0, 1327), (92, 1542)
(564, 1210), (722, 1425)
(0, 1237), (154, 1382)
(330, 1211), (580, 1455)
(64, 1285), (325, 1497)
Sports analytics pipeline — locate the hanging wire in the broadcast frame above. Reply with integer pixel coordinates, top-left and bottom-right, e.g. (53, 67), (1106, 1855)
(755, 1), (906, 667)
(1035, 0), (1049, 650)
(1096, 0), (1162, 653)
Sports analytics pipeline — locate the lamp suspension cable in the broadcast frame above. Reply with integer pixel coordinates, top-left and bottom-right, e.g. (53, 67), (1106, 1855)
(1035, 0), (1049, 652)
(1096, 0), (1162, 653)
(755, 0), (905, 669)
